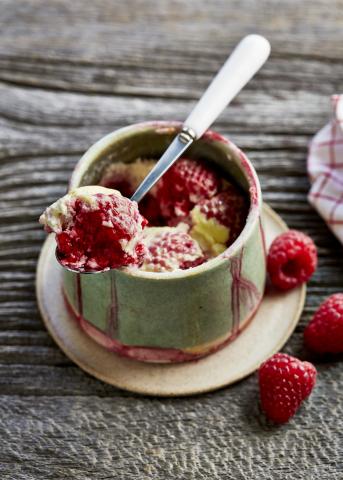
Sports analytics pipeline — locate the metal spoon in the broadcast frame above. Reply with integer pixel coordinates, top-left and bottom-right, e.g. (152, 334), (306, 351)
(56, 34), (270, 273)
(131, 34), (270, 202)
(55, 249), (108, 274)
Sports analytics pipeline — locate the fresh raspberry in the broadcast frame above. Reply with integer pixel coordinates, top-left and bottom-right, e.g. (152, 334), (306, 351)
(259, 353), (317, 424)
(141, 228), (204, 272)
(156, 157), (220, 220)
(304, 293), (343, 354)
(267, 230), (317, 290)
(193, 186), (248, 244)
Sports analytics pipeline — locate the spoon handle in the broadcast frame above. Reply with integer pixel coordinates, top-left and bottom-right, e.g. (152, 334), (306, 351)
(184, 34), (270, 139)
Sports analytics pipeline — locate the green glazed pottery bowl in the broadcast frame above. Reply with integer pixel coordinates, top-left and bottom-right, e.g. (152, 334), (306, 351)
(62, 121), (266, 363)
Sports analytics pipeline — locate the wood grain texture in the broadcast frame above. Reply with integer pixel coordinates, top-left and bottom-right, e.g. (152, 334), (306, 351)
(0, 0), (343, 478)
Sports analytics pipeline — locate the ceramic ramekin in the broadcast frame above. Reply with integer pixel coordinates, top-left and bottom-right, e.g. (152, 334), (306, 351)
(62, 121), (266, 363)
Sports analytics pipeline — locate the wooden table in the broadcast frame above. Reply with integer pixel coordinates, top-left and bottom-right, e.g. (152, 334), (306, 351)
(1, 1), (343, 478)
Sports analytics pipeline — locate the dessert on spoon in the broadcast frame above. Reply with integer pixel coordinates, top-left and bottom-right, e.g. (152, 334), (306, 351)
(39, 186), (147, 272)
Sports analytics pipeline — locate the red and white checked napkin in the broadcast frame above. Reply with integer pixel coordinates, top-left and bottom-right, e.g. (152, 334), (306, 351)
(308, 95), (343, 244)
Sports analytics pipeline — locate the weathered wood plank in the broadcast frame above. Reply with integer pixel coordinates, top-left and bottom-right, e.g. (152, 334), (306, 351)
(0, 55), (341, 99)
(1, 0), (343, 63)
(0, 369), (342, 480)
(0, 0), (343, 478)
(0, 82), (332, 131)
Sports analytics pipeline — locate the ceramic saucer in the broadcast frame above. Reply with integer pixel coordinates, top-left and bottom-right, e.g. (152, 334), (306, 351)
(36, 204), (305, 396)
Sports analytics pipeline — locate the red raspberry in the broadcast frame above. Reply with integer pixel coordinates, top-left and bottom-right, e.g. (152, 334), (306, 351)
(304, 293), (343, 354)
(267, 230), (317, 290)
(194, 186), (248, 245)
(142, 228), (204, 272)
(259, 353), (317, 424)
(156, 157), (220, 219)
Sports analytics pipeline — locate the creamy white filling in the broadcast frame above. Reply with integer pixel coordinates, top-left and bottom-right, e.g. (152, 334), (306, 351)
(140, 225), (203, 272)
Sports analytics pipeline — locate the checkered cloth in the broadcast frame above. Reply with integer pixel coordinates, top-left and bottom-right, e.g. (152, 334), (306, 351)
(308, 95), (343, 244)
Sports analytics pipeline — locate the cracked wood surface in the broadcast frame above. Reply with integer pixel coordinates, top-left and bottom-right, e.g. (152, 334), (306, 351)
(0, 0), (343, 478)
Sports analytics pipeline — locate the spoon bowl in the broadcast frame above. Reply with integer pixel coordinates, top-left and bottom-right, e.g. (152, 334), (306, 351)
(55, 248), (110, 274)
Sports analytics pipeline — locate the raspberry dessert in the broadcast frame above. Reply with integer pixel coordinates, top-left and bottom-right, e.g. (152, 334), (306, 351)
(141, 226), (204, 272)
(190, 187), (249, 255)
(267, 230), (317, 291)
(39, 186), (147, 272)
(42, 158), (249, 274)
(54, 127), (265, 365)
(259, 353), (317, 423)
(98, 157), (249, 262)
(304, 293), (343, 354)
(155, 157), (220, 220)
